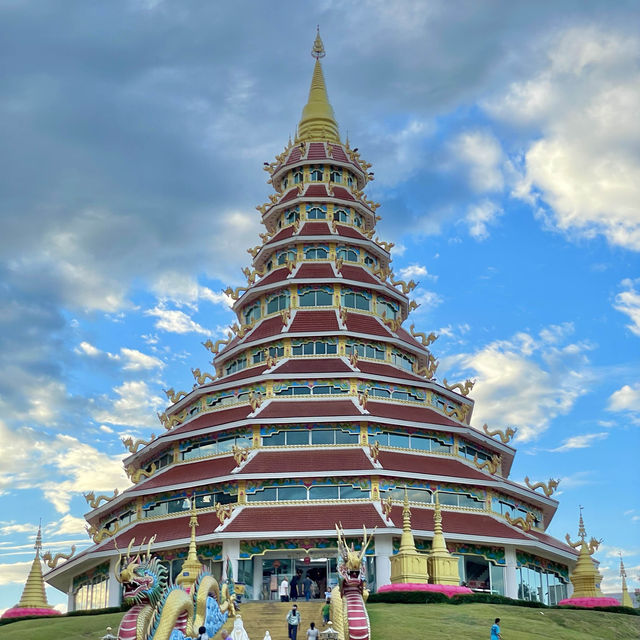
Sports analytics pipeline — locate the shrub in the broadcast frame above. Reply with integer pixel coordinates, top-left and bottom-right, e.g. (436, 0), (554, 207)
(368, 590), (449, 604)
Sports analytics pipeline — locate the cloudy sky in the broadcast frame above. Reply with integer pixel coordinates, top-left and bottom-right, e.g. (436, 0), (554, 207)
(1, 0), (639, 612)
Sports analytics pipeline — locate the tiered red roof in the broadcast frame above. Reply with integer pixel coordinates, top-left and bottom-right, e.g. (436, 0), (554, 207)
(256, 399), (360, 419)
(305, 184), (328, 198)
(245, 316), (286, 342)
(340, 265), (378, 285)
(289, 310), (339, 333)
(355, 360), (425, 382)
(274, 358), (352, 374)
(296, 263), (335, 279)
(345, 312), (392, 337)
(377, 450), (488, 481)
(134, 456), (238, 491)
(241, 449), (373, 474)
(300, 222), (331, 235)
(365, 401), (460, 427)
(168, 405), (254, 437)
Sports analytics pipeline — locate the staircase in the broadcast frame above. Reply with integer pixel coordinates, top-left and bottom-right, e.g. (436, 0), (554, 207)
(227, 600), (327, 640)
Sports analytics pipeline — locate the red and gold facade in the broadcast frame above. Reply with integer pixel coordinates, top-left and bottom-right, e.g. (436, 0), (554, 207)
(47, 34), (576, 609)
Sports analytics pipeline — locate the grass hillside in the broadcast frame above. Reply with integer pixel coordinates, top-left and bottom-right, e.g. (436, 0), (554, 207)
(0, 603), (638, 640)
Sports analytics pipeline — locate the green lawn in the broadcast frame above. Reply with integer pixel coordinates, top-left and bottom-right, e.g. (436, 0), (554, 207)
(1, 604), (638, 640)
(368, 603), (640, 640)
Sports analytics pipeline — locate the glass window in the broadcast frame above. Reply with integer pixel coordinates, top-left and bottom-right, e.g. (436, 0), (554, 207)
(370, 387), (391, 398)
(287, 430), (309, 445)
(253, 349), (265, 364)
(293, 170), (303, 184)
(336, 430), (359, 444)
(292, 340), (338, 356)
(307, 205), (327, 220)
(277, 248), (296, 265)
(248, 487), (277, 502)
(284, 207), (300, 224)
(342, 290), (370, 311)
(389, 433), (410, 448)
(282, 177), (288, 190)
(412, 436), (431, 451)
(244, 303), (261, 324)
(311, 429), (335, 445)
(264, 431), (286, 446)
(304, 246), (328, 259)
(337, 247), (359, 262)
(391, 351), (414, 371)
(378, 298), (399, 320)
(353, 213), (363, 227)
(266, 291), (290, 314)
(225, 356), (247, 375)
(333, 208), (349, 223)
(330, 167), (342, 183)
(309, 485), (339, 500)
(310, 165), (324, 181)
(278, 486), (307, 501)
(347, 174), (354, 188)
(299, 287), (333, 307)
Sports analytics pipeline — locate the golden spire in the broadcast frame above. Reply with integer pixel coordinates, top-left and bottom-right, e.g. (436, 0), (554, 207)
(427, 493), (461, 585)
(390, 487), (428, 583)
(565, 508), (602, 598)
(620, 554), (633, 607)
(398, 487), (416, 552)
(16, 524), (53, 609)
(175, 497), (202, 592)
(297, 28), (340, 143)
(431, 492), (447, 552)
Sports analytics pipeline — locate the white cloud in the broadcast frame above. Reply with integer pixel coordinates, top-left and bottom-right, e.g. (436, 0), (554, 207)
(0, 560), (32, 585)
(397, 264), (437, 281)
(487, 27), (640, 250)
(93, 380), (165, 428)
(145, 305), (210, 335)
(75, 342), (163, 370)
(550, 432), (608, 452)
(0, 522), (38, 537)
(608, 383), (640, 413)
(443, 323), (592, 440)
(451, 130), (504, 193)
(151, 272), (233, 309)
(614, 278), (640, 336)
(411, 288), (443, 311)
(465, 199), (503, 240)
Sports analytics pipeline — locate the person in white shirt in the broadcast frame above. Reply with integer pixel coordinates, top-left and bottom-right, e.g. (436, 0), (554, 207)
(306, 622), (319, 640)
(279, 577), (290, 602)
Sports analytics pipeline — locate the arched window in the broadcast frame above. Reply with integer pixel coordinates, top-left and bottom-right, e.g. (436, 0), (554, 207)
(377, 297), (399, 320)
(277, 248), (296, 265)
(299, 286), (333, 307)
(333, 208), (350, 223)
(243, 302), (261, 324)
(284, 207), (300, 225)
(306, 205), (327, 220)
(346, 341), (385, 360)
(293, 170), (303, 184)
(364, 254), (376, 267)
(291, 339), (338, 356)
(347, 173), (354, 188)
(225, 355), (247, 375)
(310, 165), (324, 181)
(282, 177), (288, 189)
(337, 246), (359, 262)
(304, 246), (328, 260)
(330, 166), (342, 183)
(391, 350), (414, 371)
(266, 290), (290, 314)
(341, 289), (371, 311)
(353, 213), (363, 227)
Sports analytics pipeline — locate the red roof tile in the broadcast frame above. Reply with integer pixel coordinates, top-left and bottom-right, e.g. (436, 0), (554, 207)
(366, 401), (459, 427)
(305, 184), (328, 197)
(528, 530), (577, 555)
(332, 186), (355, 202)
(286, 147), (302, 165)
(135, 456), (238, 490)
(328, 145), (349, 163)
(224, 504), (386, 533)
(257, 399), (359, 419)
(345, 313), (393, 338)
(395, 326), (426, 350)
(356, 360), (425, 382)
(289, 310), (339, 333)
(336, 225), (366, 239)
(258, 268), (290, 286)
(245, 316), (286, 342)
(268, 227), (295, 243)
(274, 358), (352, 374)
(279, 189), (298, 204)
(295, 263), (335, 279)
(218, 365), (268, 384)
(387, 505), (530, 540)
(340, 265), (378, 285)
(377, 450), (489, 481)
(300, 222), (331, 236)
(167, 405), (253, 437)
(307, 143), (327, 160)
(241, 449), (373, 475)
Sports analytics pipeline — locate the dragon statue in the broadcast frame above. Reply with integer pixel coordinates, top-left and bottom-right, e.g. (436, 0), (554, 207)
(505, 511), (536, 532)
(442, 378), (475, 397)
(42, 545), (76, 569)
(482, 424), (517, 444)
(114, 536), (230, 640)
(331, 525), (375, 640)
(84, 489), (120, 508)
(524, 476), (560, 497)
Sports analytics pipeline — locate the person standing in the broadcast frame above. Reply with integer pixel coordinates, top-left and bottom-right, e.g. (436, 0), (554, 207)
(290, 571), (300, 601)
(279, 577), (290, 602)
(321, 599), (330, 625)
(196, 626), (208, 640)
(302, 574), (312, 601)
(287, 603), (301, 640)
(306, 622), (319, 640)
(490, 618), (502, 640)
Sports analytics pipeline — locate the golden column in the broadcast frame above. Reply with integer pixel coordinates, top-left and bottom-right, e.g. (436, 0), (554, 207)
(620, 555), (633, 607)
(427, 493), (461, 586)
(176, 498), (203, 592)
(389, 489), (429, 583)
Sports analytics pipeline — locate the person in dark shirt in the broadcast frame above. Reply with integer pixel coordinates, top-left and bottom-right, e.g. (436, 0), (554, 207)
(302, 575), (312, 601)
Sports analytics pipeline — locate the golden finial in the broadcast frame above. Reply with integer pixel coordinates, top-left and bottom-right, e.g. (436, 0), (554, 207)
(297, 28), (340, 143)
(578, 505), (586, 540)
(312, 26), (326, 59)
(176, 496), (201, 591)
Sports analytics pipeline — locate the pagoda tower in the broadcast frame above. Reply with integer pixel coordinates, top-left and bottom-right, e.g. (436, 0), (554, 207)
(46, 33), (579, 610)
(2, 525), (61, 619)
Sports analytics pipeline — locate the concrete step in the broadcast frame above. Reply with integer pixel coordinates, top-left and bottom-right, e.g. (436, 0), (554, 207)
(226, 601), (328, 640)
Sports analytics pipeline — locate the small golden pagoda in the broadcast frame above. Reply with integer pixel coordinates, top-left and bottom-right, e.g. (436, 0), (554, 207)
(175, 497), (203, 592)
(620, 555), (633, 608)
(427, 493), (461, 586)
(1, 524), (61, 619)
(564, 509), (602, 598)
(389, 489), (429, 583)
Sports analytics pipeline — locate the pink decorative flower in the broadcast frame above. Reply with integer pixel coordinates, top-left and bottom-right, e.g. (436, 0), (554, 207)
(377, 583), (473, 597)
(1, 607), (61, 619)
(558, 596), (621, 608)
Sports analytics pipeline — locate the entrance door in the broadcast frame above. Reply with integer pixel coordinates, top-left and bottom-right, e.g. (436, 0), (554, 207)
(293, 559), (328, 600)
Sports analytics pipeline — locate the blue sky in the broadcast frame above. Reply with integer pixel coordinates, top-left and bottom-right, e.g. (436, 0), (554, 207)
(0, 0), (639, 612)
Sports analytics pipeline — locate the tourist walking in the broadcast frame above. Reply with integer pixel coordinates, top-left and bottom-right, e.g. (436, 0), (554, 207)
(490, 618), (502, 640)
(290, 571), (300, 601)
(321, 599), (330, 625)
(306, 622), (319, 640)
(196, 625), (208, 640)
(279, 577), (290, 602)
(286, 604), (301, 640)
(302, 574), (312, 601)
